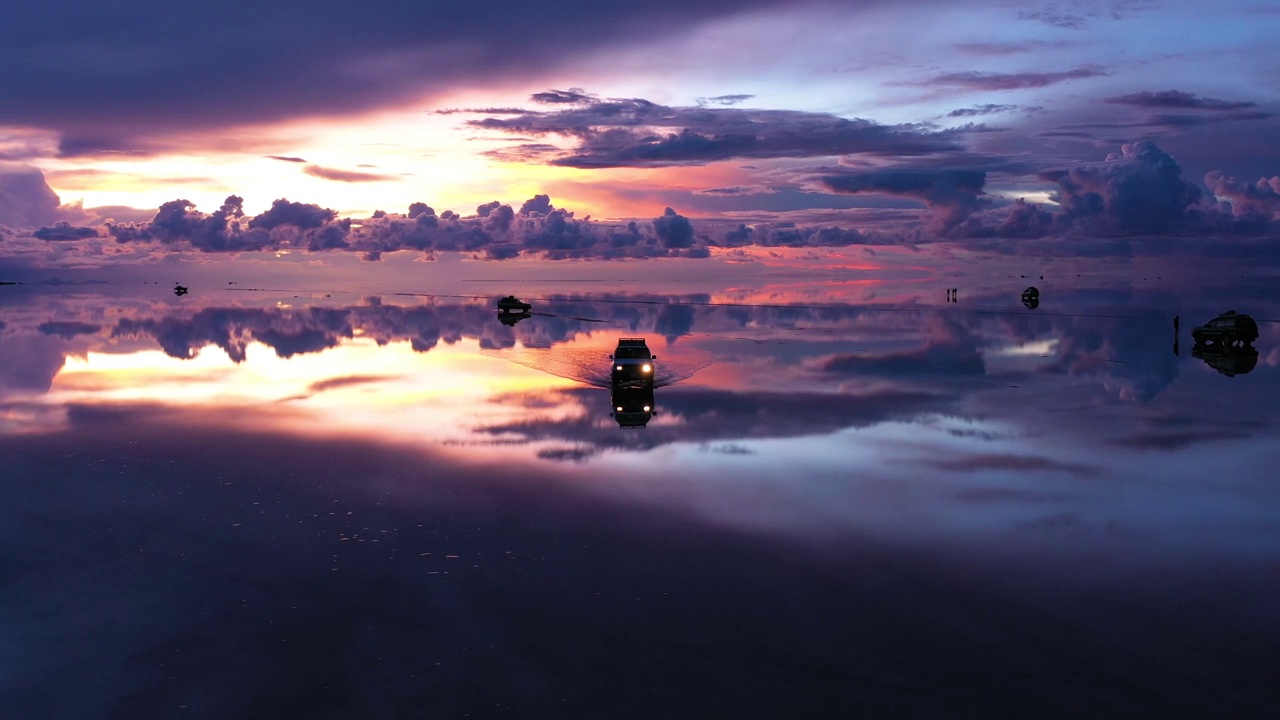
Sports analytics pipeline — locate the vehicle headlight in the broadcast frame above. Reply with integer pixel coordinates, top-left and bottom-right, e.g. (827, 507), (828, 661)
(643, 405), (651, 412)
(615, 365), (623, 371)
(642, 364), (651, 373)
(616, 406), (623, 412)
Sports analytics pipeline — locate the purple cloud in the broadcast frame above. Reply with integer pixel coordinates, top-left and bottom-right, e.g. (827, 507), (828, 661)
(1038, 140), (1204, 235)
(303, 165), (395, 183)
(469, 96), (963, 167)
(910, 65), (1108, 92)
(0, 0), (799, 149)
(820, 169), (990, 234)
(0, 167), (63, 227)
(946, 104), (1020, 118)
(530, 89), (595, 104)
(33, 222), (100, 241)
(1104, 90), (1256, 111)
(1206, 172), (1280, 224)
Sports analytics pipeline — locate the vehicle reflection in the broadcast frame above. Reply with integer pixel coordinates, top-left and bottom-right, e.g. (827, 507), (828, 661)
(1021, 286), (1039, 310)
(610, 384), (656, 427)
(1192, 344), (1258, 376)
(497, 310), (531, 326)
(1189, 310), (1260, 376)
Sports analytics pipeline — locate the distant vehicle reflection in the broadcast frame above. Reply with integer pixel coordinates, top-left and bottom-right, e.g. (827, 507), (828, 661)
(1190, 311), (1259, 376)
(497, 310), (531, 326)
(610, 384), (656, 427)
(1193, 344), (1258, 376)
(1021, 286), (1039, 309)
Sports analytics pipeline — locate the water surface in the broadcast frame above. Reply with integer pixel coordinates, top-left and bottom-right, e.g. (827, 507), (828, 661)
(2, 275), (1278, 717)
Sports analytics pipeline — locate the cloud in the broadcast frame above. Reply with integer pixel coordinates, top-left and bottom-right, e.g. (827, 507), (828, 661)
(1037, 140), (1204, 235)
(1016, 7), (1090, 29)
(530, 89), (595, 104)
(0, 0), (799, 145)
(820, 169), (990, 234)
(908, 65), (1108, 92)
(303, 165), (396, 183)
(469, 96), (963, 168)
(817, 316), (985, 379)
(698, 94), (756, 106)
(107, 195), (350, 252)
(1103, 90), (1256, 112)
(477, 386), (957, 457)
(266, 155), (308, 163)
(33, 222), (100, 241)
(0, 166), (65, 227)
(925, 453), (1098, 477)
(946, 104), (1019, 118)
(952, 40), (1078, 56)
(36, 321), (101, 339)
(1204, 172), (1280, 225)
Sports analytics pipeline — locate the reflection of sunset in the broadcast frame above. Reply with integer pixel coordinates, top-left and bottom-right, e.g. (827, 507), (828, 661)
(48, 338), (580, 445)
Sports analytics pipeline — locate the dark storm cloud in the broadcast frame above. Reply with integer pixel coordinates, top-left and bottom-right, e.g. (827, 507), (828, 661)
(303, 165), (397, 183)
(909, 65), (1108, 92)
(0, 0), (799, 144)
(1104, 90), (1256, 112)
(469, 98), (963, 167)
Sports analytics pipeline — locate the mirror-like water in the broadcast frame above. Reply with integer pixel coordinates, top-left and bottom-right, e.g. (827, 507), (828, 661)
(2, 277), (1278, 717)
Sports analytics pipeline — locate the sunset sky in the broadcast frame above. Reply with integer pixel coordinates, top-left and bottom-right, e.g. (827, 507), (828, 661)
(2, 0), (1279, 270)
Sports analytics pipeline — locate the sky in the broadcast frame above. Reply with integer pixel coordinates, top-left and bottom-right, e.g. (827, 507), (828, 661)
(2, 0), (1280, 271)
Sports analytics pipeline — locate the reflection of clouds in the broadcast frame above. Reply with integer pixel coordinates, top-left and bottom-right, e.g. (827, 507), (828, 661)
(923, 453), (1099, 477)
(1109, 412), (1269, 451)
(478, 386), (957, 460)
(0, 334), (70, 393)
(816, 315), (985, 380)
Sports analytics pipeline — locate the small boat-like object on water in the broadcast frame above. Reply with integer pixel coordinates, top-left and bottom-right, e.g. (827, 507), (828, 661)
(174, 284), (189, 296)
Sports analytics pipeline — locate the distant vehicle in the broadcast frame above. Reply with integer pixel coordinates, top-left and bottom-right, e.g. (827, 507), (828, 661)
(1021, 286), (1039, 310)
(1192, 344), (1258, 377)
(1191, 310), (1258, 347)
(610, 338), (656, 386)
(610, 384), (655, 428)
(497, 295), (531, 313)
(173, 284), (189, 296)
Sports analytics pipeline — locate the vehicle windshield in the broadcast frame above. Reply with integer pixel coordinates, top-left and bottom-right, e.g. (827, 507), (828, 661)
(614, 346), (650, 359)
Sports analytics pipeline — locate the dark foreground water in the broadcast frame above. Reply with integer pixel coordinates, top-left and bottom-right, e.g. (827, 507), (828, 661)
(2, 275), (1279, 718)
